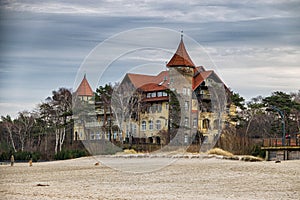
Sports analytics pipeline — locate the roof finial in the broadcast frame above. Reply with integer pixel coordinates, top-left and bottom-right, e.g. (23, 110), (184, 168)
(181, 30), (183, 40)
(84, 71), (86, 79)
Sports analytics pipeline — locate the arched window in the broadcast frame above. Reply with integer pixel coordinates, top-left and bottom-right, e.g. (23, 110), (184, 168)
(142, 121), (146, 131)
(149, 120), (153, 130)
(202, 119), (210, 129)
(148, 137), (153, 144)
(213, 119), (219, 130)
(156, 136), (161, 144)
(156, 120), (161, 130)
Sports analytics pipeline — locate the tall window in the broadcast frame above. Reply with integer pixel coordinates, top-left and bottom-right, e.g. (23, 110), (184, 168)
(213, 119), (219, 130)
(187, 88), (190, 96)
(90, 132), (95, 140)
(202, 119), (210, 129)
(193, 118), (197, 128)
(156, 120), (161, 130)
(142, 121), (146, 131)
(151, 104), (157, 113)
(184, 101), (189, 111)
(113, 131), (117, 139)
(130, 123), (133, 134)
(96, 132), (100, 140)
(157, 103), (162, 113)
(149, 120), (153, 130)
(183, 88), (187, 95)
(184, 117), (189, 127)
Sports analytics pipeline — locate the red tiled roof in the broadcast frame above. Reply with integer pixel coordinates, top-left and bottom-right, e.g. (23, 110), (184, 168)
(76, 75), (93, 96)
(127, 71), (169, 89)
(127, 73), (155, 88)
(166, 38), (195, 68)
(139, 83), (167, 92)
(192, 70), (213, 90)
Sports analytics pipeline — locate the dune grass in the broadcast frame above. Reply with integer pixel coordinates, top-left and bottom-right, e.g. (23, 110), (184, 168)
(123, 149), (138, 154)
(207, 148), (234, 157)
(240, 155), (264, 162)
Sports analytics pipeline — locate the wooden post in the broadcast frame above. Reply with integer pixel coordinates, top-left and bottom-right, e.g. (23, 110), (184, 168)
(265, 150), (269, 161)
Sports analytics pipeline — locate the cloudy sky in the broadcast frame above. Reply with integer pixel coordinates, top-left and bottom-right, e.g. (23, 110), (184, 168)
(0, 0), (299, 118)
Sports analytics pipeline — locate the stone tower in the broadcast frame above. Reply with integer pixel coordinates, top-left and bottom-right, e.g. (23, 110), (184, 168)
(166, 35), (197, 145)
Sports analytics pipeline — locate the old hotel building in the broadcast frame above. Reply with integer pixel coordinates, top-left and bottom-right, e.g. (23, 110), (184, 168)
(74, 36), (235, 148)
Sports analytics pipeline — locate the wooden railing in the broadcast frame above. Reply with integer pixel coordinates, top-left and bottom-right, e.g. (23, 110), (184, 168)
(262, 138), (300, 147)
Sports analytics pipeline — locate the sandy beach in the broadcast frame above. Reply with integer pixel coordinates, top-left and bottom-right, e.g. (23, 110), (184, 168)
(0, 156), (299, 200)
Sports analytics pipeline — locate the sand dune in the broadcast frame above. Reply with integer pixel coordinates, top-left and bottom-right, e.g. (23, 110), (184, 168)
(0, 156), (299, 200)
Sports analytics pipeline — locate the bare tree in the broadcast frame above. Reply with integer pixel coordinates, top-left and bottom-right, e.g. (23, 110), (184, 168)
(111, 82), (137, 141)
(14, 111), (35, 152)
(1, 115), (17, 152)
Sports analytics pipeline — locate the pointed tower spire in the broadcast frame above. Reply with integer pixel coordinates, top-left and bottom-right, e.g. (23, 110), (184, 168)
(166, 32), (195, 68)
(76, 74), (93, 96)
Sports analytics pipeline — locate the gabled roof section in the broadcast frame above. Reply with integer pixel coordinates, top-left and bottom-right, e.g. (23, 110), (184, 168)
(192, 70), (213, 90)
(166, 37), (195, 68)
(76, 74), (94, 96)
(192, 70), (227, 91)
(127, 73), (155, 88)
(139, 83), (167, 92)
(127, 71), (169, 89)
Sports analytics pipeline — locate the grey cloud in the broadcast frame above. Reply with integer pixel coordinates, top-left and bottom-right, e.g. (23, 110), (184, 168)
(0, 0), (300, 117)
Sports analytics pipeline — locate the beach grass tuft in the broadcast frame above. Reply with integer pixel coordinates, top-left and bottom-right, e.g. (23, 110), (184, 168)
(207, 148), (234, 157)
(123, 149), (138, 154)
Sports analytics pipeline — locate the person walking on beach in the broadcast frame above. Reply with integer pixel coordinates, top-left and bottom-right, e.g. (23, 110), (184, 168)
(29, 158), (32, 167)
(10, 155), (14, 166)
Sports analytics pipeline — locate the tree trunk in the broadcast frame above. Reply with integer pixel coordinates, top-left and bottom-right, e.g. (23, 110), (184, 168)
(7, 126), (17, 152)
(103, 106), (107, 140)
(17, 129), (25, 152)
(59, 128), (66, 152)
(55, 129), (59, 154)
(45, 131), (48, 153)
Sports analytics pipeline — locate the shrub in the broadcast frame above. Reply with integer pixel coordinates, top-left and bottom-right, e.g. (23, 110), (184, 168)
(0, 151), (41, 162)
(54, 149), (88, 160)
(251, 145), (266, 159)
